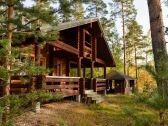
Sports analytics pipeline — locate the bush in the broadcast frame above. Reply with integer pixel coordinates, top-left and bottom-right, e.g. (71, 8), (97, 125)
(52, 93), (64, 102)
(0, 90), (63, 125)
(131, 92), (150, 103)
(122, 106), (157, 126)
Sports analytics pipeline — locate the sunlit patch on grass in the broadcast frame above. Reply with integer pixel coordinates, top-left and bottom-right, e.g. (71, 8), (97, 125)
(14, 94), (162, 126)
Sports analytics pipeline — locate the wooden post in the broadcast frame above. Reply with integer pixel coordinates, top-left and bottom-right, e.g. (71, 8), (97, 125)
(93, 78), (97, 92)
(83, 67), (86, 78)
(66, 60), (70, 76)
(77, 58), (82, 77)
(79, 78), (85, 95)
(91, 62), (94, 78)
(104, 65), (106, 79)
(91, 62), (94, 89)
(92, 37), (97, 61)
(78, 27), (85, 57)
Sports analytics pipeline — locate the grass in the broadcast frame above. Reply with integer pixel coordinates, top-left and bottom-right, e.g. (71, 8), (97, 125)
(13, 94), (162, 126)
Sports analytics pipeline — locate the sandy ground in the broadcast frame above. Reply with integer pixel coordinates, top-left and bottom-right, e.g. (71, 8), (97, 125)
(14, 101), (85, 126)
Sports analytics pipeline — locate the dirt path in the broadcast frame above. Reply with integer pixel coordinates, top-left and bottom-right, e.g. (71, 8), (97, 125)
(14, 101), (87, 126)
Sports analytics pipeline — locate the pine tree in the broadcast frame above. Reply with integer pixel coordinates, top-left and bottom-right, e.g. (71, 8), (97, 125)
(147, 0), (168, 97)
(125, 20), (144, 79)
(71, 1), (84, 20)
(85, 0), (108, 27)
(109, 0), (137, 75)
(0, 0), (58, 96)
(57, 0), (84, 22)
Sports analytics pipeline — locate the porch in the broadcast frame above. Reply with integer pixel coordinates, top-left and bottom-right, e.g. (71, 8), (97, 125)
(42, 76), (107, 97)
(8, 75), (107, 99)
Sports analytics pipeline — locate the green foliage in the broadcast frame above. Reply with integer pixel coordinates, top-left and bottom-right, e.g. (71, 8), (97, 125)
(0, 66), (9, 82)
(58, 119), (68, 126)
(122, 106), (136, 118)
(52, 93), (64, 102)
(148, 90), (168, 111)
(0, 39), (8, 61)
(122, 106), (156, 126)
(132, 83), (154, 103)
(23, 90), (53, 104)
(88, 104), (105, 111)
(132, 92), (150, 103)
(12, 32), (34, 45)
(0, 90), (63, 125)
(110, 0), (137, 24)
(85, 0), (108, 19)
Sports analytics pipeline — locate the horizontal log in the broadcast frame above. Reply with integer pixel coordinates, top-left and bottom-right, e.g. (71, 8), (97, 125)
(11, 80), (22, 84)
(96, 87), (106, 91)
(45, 78), (80, 83)
(96, 79), (106, 83)
(85, 46), (92, 52)
(52, 89), (79, 97)
(96, 58), (106, 65)
(85, 29), (92, 36)
(11, 84), (29, 88)
(62, 89), (79, 97)
(47, 41), (79, 55)
(96, 83), (106, 87)
(85, 41), (91, 47)
(44, 84), (79, 90)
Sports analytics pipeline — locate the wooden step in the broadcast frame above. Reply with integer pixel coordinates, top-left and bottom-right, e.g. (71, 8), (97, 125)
(84, 90), (94, 94)
(96, 98), (104, 104)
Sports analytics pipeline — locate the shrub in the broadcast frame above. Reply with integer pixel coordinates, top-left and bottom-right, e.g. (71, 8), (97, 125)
(52, 93), (64, 102)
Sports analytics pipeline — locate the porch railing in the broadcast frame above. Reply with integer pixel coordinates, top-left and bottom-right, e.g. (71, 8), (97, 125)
(10, 76), (31, 94)
(93, 78), (107, 92)
(44, 76), (81, 97)
(3, 76), (107, 97)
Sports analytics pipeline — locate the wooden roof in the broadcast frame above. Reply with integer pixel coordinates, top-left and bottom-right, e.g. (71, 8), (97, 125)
(41, 18), (98, 32)
(100, 71), (135, 80)
(41, 18), (116, 67)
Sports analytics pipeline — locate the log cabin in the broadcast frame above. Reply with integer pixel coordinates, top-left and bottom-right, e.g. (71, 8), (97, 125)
(1, 18), (116, 100)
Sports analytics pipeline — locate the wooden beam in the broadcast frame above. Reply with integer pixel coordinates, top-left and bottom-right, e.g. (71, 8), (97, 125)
(85, 29), (92, 36)
(79, 28), (85, 57)
(104, 65), (106, 79)
(96, 58), (106, 65)
(91, 61), (94, 78)
(78, 27), (80, 53)
(47, 41), (79, 55)
(83, 67), (86, 78)
(92, 37), (97, 61)
(45, 78), (80, 83)
(77, 57), (82, 77)
(90, 22), (92, 29)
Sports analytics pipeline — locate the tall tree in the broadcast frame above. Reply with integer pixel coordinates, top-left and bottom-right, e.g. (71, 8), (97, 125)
(85, 0), (108, 19)
(57, 0), (85, 22)
(85, 0), (108, 28)
(110, 0), (136, 75)
(0, 0), (57, 96)
(71, 1), (84, 20)
(147, 0), (168, 96)
(125, 20), (144, 79)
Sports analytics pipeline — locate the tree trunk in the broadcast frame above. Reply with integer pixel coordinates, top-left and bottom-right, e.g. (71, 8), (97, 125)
(135, 46), (138, 89)
(4, 5), (13, 96)
(147, 0), (168, 93)
(122, 1), (126, 75)
(2, 4), (13, 123)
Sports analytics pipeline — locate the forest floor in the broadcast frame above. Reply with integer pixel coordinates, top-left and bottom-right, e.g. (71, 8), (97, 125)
(13, 95), (161, 126)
